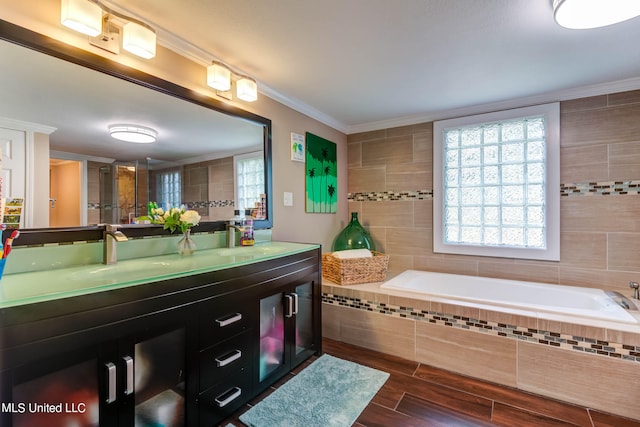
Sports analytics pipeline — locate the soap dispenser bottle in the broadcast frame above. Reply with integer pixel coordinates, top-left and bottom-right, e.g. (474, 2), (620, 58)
(240, 209), (255, 246)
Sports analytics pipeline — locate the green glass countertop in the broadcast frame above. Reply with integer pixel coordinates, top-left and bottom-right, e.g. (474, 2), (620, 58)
(0, 242), (319, 309)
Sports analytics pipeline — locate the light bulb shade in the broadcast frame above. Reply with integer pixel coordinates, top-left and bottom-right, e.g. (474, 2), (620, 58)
(61, 0), (103, 37)
(109, 124), (157, 143)
(122, 21), (156, 59)
(207, 63), (232, 91)
(553, 0), (640, 29)
(236, 77), (258, 102)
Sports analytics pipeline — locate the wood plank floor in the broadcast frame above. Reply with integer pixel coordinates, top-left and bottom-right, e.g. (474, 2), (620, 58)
(221, 338), (640, 427)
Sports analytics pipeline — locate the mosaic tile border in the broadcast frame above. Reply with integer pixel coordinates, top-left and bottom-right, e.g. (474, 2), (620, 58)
(322, 293), (640, 363)
(347, 181), (640, 202)
(348, 190), (433, 201)
(560, 181), (640, 197)
(87, 200), (235, 209)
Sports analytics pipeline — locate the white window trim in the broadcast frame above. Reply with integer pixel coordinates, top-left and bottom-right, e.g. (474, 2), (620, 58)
(433, 102), (560, 261)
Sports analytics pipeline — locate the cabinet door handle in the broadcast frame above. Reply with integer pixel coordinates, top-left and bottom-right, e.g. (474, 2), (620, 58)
(284, 294), (294, 318)
(215, 349), (242, 367)
(105, 362), (117, 404)
(123, 356), (134, 395)
(214, 386), (242, 408)
(216, 312), (242, 327)
(292, 292), (299, 315)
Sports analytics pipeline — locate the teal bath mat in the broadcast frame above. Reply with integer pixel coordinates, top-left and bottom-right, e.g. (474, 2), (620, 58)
(239, 354), (389, 427)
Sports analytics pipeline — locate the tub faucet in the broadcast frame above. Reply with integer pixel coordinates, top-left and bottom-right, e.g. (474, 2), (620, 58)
(629, 282), (640, 300)
(103, 224), (128, 264)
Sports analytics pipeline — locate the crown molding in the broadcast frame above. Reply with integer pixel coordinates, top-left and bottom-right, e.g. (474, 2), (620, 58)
(346, 76), (640, 134)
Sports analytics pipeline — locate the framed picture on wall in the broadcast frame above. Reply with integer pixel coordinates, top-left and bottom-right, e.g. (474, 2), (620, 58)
(305, 132), (337, 213)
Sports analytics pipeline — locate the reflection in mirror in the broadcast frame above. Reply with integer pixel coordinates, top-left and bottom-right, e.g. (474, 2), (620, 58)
(0, 24), (271, 232)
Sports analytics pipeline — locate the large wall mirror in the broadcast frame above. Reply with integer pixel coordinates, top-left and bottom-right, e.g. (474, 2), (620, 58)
(0, 19), (272, 243)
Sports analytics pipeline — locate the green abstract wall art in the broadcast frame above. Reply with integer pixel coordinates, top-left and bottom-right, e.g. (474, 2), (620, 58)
(305, 132), (337, 213)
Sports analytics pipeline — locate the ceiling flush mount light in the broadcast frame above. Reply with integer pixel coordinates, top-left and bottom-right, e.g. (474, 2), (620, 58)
(109, 124), (157, 143)
(61, 0), (156, 59)
(236, 76), (258, 102)
(553, 0), (640, 29)
(61, 0), (103, 37)
(122, 21), (156, 59)
(207, 62), (232, 91)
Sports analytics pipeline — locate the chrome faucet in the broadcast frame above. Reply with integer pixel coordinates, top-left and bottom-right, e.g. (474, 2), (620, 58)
(226, 224), (243, 248)
(104, 224), (128, 264)
(630, 281), (639, 300)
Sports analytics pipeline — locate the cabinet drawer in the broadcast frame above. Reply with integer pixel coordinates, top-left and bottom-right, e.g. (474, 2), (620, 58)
(200, 304), (252, 348)
(200, 331), (252, 390)
(198, 365), (252, 425)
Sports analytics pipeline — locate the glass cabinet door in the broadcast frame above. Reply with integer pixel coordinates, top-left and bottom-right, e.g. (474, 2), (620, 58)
(11, 352), (100, 427)
(258, 293), (285, 382)
(293, 282), (314, 358)
(132, 328), (186, 427)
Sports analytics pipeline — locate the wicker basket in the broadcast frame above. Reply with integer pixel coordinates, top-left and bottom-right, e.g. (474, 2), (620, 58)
(322, 251), (389, 285)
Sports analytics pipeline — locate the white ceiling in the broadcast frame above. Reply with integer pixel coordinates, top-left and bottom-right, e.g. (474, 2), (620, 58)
(104, 0), (640, 134)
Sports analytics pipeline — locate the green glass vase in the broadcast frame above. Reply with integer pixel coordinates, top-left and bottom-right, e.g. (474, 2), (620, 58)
(332, 212), (376, 251)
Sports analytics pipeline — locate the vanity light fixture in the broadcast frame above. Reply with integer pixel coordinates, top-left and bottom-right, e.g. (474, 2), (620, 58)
(109, 124), (157, 143)
(236, 76), (258, 102)
(61, 0), (103, 37)
(60, 0), (156, 59)
(122, 20), (156, 59)
(207, 62), (232, 91)
(206, 63), (258, 102)
(553, 0), (640, 29)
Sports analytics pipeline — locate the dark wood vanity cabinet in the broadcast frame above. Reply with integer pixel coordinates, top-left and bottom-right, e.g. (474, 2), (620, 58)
(0, 247), (321, 426)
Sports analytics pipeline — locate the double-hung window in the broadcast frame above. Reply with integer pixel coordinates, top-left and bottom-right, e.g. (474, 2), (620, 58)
(433, 103), (560, 261)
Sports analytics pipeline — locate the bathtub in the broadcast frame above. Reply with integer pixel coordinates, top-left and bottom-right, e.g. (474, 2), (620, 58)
(380, 270), (639, 326)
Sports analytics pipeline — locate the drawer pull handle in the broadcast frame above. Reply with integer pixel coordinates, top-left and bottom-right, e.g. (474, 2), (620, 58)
(123, 355), (134, 395)
(215, 349), (242, 367)
(216, 312), (242, 327)
(105, 362), (116, 404)
(214, 386), (242, 408)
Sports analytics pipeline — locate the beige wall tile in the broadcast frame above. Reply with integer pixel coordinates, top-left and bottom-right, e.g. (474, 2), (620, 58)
(413, 255), (479, 276)
(560, 231), (606, 269)
(518, 342), (640, 420)
(348, 166), (386, 193)
(361, 135), (414, 167)
(347, 141), (362, 168)
(413, 200), (432, 228)
(561, 104), (640, 146)
(608, 233), (640, 271)
(387, 122), (433, 138)
(363, 200), (414, 227)
(606, 329), (640, 347)
(388, 295), (430, 311)
(338, 306), (416, 360)
(350, 289), (390, 304)
(609, 141), (640, 181)
(387, 254), (414, 273)
(386, 161), (431, 191)
(608, 89), (640, 106)
(348, 129), (387, 143)
(560, 95), (607, 114)
(478, 260), (559, 284)
(386, 227), (432, 256)
(430, 301), (479, 319)
(561, 196), (640, 233)
(368, 227), (387, 253)
(559, 144), (608, 183)
(413, 129), (433, 164)
(321, 303), (342, 340)
(416, 322), (517, 387)
(536, 320), (606, 340)
(559, 266), (639, 294)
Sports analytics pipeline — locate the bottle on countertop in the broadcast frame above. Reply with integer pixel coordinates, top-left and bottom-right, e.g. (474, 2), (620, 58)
(241, 209), (255, 246)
